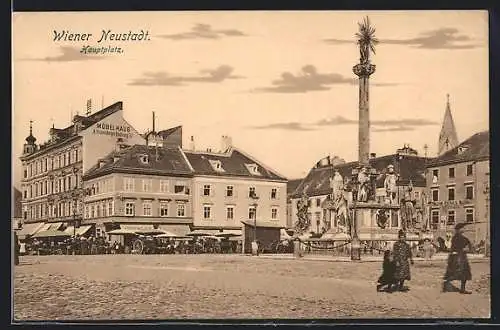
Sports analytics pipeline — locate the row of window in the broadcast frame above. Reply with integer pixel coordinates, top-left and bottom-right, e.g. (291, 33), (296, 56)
(23, 174), (80, 199)
(87, 179), (113, 196)
(202, 185), (280, 199)
(431, 164), (473, 183)
(123, 201), (186, 217)
(430, 208), (475, 229)
(202, 205), (279, 220)
(121, 178), (190, 194)
(24, 148), (80, 179)
(430, 184), (474, 202)
(85, 201), (115, 219)
(24, 201), (80, 220)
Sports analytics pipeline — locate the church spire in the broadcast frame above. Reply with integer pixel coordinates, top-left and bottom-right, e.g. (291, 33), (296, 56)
(438, 94), (459, 156)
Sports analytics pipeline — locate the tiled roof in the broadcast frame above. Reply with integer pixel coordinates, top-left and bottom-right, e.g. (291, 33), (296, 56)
(26, 102), (123, 158)
(428, 131), (489, 167)
(158, 126), (182, 139)
(184, 148), (287, 181)
(291, 154), (429, 199)
(83, 145), (194, 179)
(287, 178), (303, 196)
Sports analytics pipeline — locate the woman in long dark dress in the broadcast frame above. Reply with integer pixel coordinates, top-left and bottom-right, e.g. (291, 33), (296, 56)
(392, 230), (414, 291)
(443, 223), (472, 294)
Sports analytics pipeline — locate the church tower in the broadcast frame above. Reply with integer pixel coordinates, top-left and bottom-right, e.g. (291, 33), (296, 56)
(22, 120), (38, 155)
(438, 94), (459, 156)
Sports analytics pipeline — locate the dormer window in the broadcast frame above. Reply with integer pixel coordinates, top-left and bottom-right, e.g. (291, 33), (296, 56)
(458, 145), (469, 154)
(209, 159), (225, 172)
(245, 163), (261, 176)
(139, 154), (149, 164)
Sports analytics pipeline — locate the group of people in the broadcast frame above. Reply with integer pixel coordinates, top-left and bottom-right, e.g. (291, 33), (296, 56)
(377, 223), (473, 294)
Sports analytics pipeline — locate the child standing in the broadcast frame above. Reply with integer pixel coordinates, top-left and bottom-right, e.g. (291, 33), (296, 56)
(377, 250), (396, 292)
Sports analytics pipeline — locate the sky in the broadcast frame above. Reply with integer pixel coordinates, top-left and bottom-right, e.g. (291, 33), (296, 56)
(12, 11), (489, 188)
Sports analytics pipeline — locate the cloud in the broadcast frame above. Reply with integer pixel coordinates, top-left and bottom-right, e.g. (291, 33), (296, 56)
(252, 65), (355, 93)
(249, 116), (438, 132)
(21, 46), (106, 62)
(250, 122), (313, 131)
(324, 27), (480, 49)
(316, 116), (358, 126)
(158, 23), (247, 40)
(315, 116), (439, 128)
(372, 126), (415, 132)
(252, 65), (398, 93)
(371, 118), (439, 126)
(128, 65), (244, 86)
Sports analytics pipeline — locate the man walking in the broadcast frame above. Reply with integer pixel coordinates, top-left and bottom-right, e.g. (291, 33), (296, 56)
(392, 230), (414, 291)
(443, 223), (473, 294)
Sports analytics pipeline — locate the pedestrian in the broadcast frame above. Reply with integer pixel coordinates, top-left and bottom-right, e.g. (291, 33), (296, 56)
(377, 249), (396, 292)
(442, 223), (473, 294)
(392, 230), (414, 291)
(423, 238), (434, 261)
(14, 231), (20, 266)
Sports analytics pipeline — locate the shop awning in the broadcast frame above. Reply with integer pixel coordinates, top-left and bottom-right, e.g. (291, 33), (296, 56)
(17, 222), (45, 240)
(64, 225), (93, 236)
(33, 229), (71, 239)
(159, 224), (191, 237)
(119, 224), (165, 235)
(38, 222), (64, 232)
(241, 220), (284, 229)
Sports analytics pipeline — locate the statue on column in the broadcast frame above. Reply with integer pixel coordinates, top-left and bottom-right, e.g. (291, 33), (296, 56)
(384, 164), (398, 205)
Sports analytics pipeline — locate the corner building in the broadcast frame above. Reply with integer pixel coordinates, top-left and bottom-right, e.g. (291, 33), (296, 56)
(426, 131), (489, 245)
(18, 102), (145, 237)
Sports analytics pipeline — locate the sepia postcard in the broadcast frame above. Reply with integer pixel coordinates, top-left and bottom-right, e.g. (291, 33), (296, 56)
(12, 10), (490, 322)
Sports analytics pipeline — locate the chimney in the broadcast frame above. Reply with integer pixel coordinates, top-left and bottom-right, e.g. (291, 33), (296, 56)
(370, 153), (376, 159)
(221, 135), (233, 153)
(189, 136), (195, 151)
(152, 111), (156, 133)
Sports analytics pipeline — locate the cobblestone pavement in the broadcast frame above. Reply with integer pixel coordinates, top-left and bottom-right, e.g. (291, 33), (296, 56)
(13, 254), (490, 321)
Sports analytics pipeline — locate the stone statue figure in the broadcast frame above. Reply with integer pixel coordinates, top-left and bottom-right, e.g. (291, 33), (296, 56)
(357, 167), (370, 202)
(400, 182), (416, 231)
(420, 191), (429, 231)
(384, 164), (398, 205)
(295, 192), (311, 235)
(330, 169), (344, 201)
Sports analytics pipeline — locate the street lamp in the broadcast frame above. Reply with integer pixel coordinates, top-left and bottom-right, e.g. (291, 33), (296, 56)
(350, 167), (361, 261)
(250, 191), (259, 255)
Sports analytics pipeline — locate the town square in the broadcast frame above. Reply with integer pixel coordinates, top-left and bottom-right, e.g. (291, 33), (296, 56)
(12, 11), (489, 321)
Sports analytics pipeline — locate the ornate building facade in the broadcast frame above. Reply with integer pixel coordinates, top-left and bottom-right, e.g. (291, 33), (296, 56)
(18, 102), (145, 237)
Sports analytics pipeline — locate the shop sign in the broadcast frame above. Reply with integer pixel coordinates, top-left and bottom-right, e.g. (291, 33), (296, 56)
(92, 121), (132, 138)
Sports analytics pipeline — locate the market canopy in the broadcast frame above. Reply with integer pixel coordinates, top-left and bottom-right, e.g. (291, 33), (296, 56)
(64, 225), (93, 236)
(241, 220), (285, 229)
(16, 222), (45, 240)
(32, 230), (71, 239)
